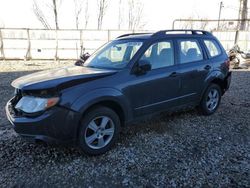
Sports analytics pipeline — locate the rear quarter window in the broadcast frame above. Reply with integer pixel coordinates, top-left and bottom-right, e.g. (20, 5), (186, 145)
(204, 40), (222, 57)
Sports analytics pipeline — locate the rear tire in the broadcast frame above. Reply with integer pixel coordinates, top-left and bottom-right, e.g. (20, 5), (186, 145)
(199, 84), (222, 115)
(78, 106), (121, 155)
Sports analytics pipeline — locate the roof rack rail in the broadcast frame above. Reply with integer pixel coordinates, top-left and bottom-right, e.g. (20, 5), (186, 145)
(117, 32), (152, 38)
(152, 30), (212, 37)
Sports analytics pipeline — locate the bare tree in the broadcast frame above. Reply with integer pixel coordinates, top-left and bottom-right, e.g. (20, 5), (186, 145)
(181, 16), (195, 29)
(74, 0), (82, 30)
(73, 0), (89, 29)
(118, 0), (123, 29)
(33, 0), (51, 29)
(32, 0), (62, 60)
(84, 0), (89, 29)
(74, 0), (83, 29)
(128, 0), (145, 30)
(52, 0), (59, 29)
(180, 16), (209, 30)
(97, 0), (109, 29)
(32, 0), (62, 29)
(218, 21), (229, 30)
(199, 19), (209, 30)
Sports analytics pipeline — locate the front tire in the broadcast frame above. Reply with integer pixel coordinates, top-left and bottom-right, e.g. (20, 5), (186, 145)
(78, 106), (121, 155)
(199, 84), (222, 115)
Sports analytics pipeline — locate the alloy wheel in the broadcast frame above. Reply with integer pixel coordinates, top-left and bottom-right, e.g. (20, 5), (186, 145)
(206, 89), (219, 111)
(84, 116), (115, 149)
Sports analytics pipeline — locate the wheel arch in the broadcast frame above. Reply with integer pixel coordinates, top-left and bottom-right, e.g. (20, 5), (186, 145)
(81, 99), (127, 126)
(75, 97), (128, 143)
(201, 71), (227, 100)
(210, 78), (227, 95)
(71, 88), (132, 138)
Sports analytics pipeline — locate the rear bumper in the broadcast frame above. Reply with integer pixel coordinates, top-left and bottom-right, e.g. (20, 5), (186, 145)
(5, 99), (81, 145)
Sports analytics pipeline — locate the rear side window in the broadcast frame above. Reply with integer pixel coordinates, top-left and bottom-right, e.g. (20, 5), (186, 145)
(178, 39), (203, 64)
(204, 40), (221, 57)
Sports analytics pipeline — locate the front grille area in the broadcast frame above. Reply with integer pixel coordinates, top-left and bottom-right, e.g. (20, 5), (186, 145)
(14, 88), (22, 100)
(7, 101), (16, 117)
(8, 89), (23, 117)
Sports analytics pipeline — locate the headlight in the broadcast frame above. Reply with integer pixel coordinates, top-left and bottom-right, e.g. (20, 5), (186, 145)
(15, 96), (59, 114)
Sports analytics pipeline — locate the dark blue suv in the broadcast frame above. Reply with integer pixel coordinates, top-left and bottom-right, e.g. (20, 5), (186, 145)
(6, 30), (231, 155)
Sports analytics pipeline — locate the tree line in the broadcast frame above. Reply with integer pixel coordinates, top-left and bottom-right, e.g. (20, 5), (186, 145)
(33, 0), (145, 30)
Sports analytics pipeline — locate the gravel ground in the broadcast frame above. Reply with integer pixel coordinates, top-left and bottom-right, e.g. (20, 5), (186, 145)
(0, 61), (249, 187)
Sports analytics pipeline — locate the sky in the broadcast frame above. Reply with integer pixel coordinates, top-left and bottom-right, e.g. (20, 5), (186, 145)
(0, 0), (241, 30)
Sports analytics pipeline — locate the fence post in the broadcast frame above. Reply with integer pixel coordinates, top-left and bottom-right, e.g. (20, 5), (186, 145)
(80, 29), (83, 56)
(55, 30), (58, 61)
(107, 30), (111, 42)
(25, 29), (31, 60)
(234, 30), (239, 45)
(75, 30), (79, 58)
(0, 29), (5, 60)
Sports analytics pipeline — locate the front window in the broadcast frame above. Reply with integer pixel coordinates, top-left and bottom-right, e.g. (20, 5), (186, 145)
(84, 40), (143, 69)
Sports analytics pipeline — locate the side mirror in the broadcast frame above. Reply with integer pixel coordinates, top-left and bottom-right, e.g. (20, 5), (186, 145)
(135, 60), (151, 74)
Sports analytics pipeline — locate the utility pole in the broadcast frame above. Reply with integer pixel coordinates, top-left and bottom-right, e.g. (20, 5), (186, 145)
(217, 1), (224, 30)
(238, 0), (248, 30)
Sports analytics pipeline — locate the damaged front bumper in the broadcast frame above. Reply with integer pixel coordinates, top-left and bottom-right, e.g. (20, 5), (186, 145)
(5, 98), (81, 145)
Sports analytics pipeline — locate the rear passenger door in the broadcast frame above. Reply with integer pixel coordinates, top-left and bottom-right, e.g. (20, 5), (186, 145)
(177, 38), (210, 105)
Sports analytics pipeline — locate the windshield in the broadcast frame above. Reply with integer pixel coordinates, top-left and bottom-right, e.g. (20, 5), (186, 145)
(84, 40), (143, 69)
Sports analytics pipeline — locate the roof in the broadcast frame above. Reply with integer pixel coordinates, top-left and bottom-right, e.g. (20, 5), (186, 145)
(117, 30), (213, 40)
(117, 33), (153, 40)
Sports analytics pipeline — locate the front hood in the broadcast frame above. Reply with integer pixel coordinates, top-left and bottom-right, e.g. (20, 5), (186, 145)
(12, 66), (117, 91)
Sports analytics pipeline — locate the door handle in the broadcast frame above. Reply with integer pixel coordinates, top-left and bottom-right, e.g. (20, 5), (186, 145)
(170, 72), (178, 77)
(204, 65), (211, 70)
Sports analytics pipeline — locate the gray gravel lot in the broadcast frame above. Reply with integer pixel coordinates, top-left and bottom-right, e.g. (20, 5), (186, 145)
(0, 61), (249, 187)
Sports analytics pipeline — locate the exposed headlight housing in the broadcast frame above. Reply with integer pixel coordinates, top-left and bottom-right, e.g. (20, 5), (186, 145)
(15, 96), (59, 114)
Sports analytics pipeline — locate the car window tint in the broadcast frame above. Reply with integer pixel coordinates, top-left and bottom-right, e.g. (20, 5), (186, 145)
(204, 40), (221, 57)
(140, 41), (174, 69)
(178, 40), (203, 64)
